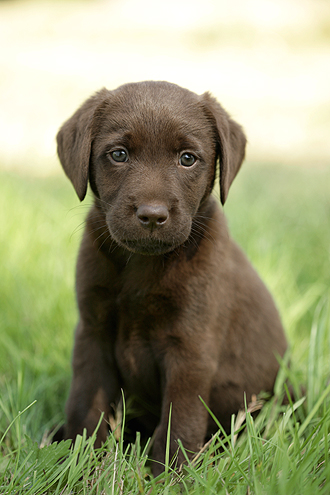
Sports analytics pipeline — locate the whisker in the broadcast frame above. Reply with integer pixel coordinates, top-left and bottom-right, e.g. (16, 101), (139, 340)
(88, 224), (109, 236)
(125, 251), (134, 265)
(192, 221), (217, 239)
(109, 241), (119, 254)
(191, 225), (215, 245)
(70, 221), (87, 239)
(191, 222), (216, 242)
(93, 228), (110, 246)
(71, 217), (107, 239)
(96, 197), (114, 208)
(97, 233), (112, 252)
(187, 232), (201, 250)
(66, 202), (95, 214)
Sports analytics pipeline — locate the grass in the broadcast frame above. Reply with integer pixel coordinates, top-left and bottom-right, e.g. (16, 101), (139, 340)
(0, 164), (329, 494)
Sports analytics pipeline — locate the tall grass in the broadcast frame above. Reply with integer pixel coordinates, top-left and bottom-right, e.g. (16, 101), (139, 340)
(0, 164), (329, 493)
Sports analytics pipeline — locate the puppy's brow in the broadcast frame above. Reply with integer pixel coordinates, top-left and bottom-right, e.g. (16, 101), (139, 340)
(97, 133), (134, 157)
(102, 131), (132, 145)
(174, 136), (203, 152)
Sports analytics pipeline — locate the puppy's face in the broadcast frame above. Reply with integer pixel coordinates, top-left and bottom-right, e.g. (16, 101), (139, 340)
(57, 81), (247, 255)
(90, 84), (217, 255)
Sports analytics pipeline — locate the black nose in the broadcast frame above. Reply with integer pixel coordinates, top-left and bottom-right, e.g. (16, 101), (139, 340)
(136, 204), (169, 231)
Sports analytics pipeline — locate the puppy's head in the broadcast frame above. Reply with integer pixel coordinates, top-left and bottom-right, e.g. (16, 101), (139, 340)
(57, 81), (246, 255)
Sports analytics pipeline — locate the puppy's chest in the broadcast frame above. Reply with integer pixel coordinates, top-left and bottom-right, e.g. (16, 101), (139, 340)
(114, 289), (180, 398)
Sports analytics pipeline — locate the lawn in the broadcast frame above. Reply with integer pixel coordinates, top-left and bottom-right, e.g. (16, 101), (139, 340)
(0, 164), (329, 494)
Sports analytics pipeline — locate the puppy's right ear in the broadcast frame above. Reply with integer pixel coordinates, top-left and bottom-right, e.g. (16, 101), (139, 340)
(56, 88), (108, 201)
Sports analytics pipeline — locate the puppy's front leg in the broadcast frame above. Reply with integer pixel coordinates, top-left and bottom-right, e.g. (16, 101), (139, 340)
(63, 224), (122, 447)
(152, 359), (215, 476)
(64, 320), (121, 447)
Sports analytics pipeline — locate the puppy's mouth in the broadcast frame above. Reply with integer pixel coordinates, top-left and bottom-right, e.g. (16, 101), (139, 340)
(105, 213), (191, 256)
(119, 239), (177, 256)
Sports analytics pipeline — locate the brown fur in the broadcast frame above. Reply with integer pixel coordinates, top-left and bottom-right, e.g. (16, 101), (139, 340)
(56, 81), (287, 475)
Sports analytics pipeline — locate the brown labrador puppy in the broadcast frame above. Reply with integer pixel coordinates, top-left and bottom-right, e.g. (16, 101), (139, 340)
(57, 81), (287, 475)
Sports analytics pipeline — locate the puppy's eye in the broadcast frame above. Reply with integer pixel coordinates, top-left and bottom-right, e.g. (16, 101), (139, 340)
(179, 153), (196, 167)
(110, 149), (128, 162)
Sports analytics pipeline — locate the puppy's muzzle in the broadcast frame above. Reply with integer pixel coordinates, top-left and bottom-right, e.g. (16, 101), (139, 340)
(136, 204), (169, 232)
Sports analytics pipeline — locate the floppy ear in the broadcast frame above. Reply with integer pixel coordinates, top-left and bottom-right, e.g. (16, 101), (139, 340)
(201, 93), (247, 205)
(56, 88), (109, 201)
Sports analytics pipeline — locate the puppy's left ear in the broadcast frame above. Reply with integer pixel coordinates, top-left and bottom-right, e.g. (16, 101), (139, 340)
(201, 93), (247, 205)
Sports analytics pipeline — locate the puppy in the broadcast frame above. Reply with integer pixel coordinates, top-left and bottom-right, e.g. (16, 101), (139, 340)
(56, 81), (287, 475)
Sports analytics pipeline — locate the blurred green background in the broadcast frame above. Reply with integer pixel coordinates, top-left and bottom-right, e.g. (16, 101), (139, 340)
(0, 0), (330, 173)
